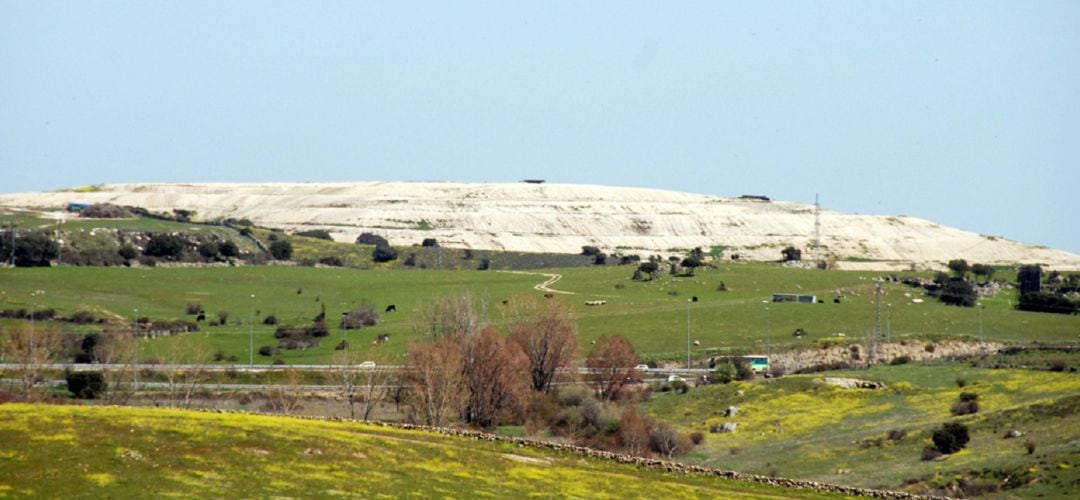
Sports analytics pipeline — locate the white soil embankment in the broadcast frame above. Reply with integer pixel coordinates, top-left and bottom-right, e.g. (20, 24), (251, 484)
(2, 182), (1076, 270)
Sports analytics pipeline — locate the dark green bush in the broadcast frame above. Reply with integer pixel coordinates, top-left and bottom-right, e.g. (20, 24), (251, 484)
(372, 244), (398, 263)
(317, 256), (344, 267)
(356, 233), (388, 246)
(218, 240), (239, 258)
(269, 240), (293, 260)
(939, 278), (976, 307)
(118, 245), (139, 260)
(890, 355), (911, 365)
(295, 229), (333, 240)
(66, 371), (106, 399)
(932, 422), (970, 454)
(144, 233), (186, 260)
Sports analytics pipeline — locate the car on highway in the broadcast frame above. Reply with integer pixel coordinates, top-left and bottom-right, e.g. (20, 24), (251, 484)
(357, 361), (376, 368)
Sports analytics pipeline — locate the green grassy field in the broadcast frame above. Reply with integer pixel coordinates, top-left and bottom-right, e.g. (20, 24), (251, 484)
(0, 263), (1077, 364)
(0, 403), (847, 498)
(642, 359), (1080, 497)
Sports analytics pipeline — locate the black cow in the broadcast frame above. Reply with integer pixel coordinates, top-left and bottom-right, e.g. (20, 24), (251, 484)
(385, 304), (396, 313)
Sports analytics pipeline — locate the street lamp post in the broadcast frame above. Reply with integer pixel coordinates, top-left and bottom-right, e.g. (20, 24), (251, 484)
(133, 308), (139, 391)
(763, 301), (771, 359)
(30, 290), (44, 365)
(249, 294), (255, 367)
(342, 311), (350, 344)
(886, 303), (892, 343)
(978, 302), (985, 352)
(685, 299), (691, 369)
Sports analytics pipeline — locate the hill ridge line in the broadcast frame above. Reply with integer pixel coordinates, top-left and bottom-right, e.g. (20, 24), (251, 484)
(2, 181), (1076, 269)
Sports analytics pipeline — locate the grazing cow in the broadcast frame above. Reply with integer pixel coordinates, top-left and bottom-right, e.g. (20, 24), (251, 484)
(501, 299), (509, 305)
(691, 296), (699, 302)
(297, 288), (303, 294)
(544, 293), (554, 299)
(693, 340), (701, 346)
(196, 312), (206, 322)
(372, 334), (391, 345)
(833, 296), (842, 303)
(385, 304), (396, 313)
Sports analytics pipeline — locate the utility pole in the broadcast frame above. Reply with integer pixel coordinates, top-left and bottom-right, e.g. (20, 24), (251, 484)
(132, 308), (139, 391)
(870, 282), (883, 363)
(249, 294), (255, 367)
(886, 303), (891, 343)
(813, 193), (821, 263)
(764, 302), (771, 359)
(8, 222), (15, 266)
(978, 303), (985, 353)
(685, 300), (691, 369)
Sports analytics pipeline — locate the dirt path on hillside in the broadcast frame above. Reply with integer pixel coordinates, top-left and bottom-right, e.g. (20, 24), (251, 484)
(496, 271), (575, 295)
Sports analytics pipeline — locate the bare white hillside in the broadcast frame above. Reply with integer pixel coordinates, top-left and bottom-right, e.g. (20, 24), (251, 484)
(1, 182), (1076, 269)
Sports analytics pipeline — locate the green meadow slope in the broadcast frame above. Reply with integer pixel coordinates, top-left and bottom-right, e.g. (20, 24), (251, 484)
(642, 360), (1080, 497)
(0, 264), (1077, 364)
(0, 404), (849, 498)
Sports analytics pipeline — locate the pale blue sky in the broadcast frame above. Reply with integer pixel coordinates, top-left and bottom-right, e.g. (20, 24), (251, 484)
(2, 2), (1077, 253)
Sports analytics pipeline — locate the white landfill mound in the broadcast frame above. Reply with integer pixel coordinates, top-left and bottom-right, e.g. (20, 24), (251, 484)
(1, 181), (1076, 270)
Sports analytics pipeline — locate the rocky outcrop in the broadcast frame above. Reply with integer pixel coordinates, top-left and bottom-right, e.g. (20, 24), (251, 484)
(774, 340), (1003, 374)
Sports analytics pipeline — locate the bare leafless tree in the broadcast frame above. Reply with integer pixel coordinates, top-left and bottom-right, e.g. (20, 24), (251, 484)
(585, 335), (640, 401)
(333, 349), (393, 421)
(459, 326), (530, 428)
(404, 336), (464, 426)
(154, 339), (212, 408)
(1, 322), (63, 399)
(618, 407), (651, 457)
(96, 329), (138, 403)
(506, 297), (579, 392)
(415, 294), (481, 340)
(266, 369), (305, 415)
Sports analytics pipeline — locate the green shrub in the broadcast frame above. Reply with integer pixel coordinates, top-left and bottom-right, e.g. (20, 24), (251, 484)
(66, 371), (107, 399)
(317, 256), (344, 267)
(118, 245), (139, 260)
(356, 233), (388, 246)
(295, 229), (333, 240)
(932, 422), (970, 454)
(269, 240), (293, 260)
(939, 278), (976, 307)
(218, 240), (239, 258)
(372, 245), (398, 263)
(951, 400), (979, 415)
(690, 431), (705, 445)
(144, 233), (186, 260)
(890, 355), (911, 365)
